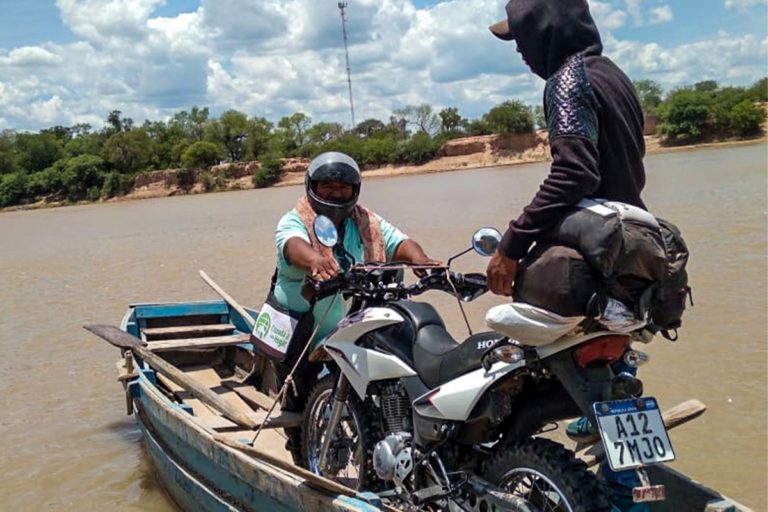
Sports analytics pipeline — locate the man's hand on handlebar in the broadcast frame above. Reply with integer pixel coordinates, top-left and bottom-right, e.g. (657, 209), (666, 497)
(308, 253), (339, 281)
(412, 258), (443, 278)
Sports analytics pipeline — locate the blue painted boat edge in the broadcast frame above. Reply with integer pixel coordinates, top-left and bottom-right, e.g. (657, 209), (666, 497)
(140, 419), (245, 512)
(133, 369), (385, 512)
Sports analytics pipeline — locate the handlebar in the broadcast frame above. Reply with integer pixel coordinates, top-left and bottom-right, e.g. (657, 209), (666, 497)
(301, 264), (488, 304)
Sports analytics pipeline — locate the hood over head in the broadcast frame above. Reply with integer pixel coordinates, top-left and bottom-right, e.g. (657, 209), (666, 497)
(489, 0), (603, 79)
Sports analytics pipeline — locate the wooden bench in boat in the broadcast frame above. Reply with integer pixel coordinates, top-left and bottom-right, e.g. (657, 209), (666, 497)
(143, 323), (236, 340)
(156, 366), (301, 431)
(146, 333), (251, 352)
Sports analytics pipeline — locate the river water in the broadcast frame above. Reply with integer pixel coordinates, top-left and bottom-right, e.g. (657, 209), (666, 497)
(0, 143), (765, 510)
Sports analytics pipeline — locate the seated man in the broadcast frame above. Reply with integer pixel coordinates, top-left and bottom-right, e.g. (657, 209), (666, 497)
(271, 151), (439, 464)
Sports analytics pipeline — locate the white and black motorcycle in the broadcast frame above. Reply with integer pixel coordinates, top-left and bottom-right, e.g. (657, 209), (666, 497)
(298, 216), (674, 512)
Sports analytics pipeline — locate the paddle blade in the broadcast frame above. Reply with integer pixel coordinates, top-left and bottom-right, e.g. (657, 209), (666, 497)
(83, 324), (146, 350)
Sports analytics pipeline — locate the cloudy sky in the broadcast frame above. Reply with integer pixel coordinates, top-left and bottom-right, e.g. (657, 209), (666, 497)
(0, 0), (766, 132)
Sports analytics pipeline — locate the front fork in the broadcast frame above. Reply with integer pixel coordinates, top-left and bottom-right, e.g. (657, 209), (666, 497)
(318, 374), (351, 472)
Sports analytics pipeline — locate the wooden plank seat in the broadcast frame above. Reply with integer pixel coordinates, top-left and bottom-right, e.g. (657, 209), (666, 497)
(142, 323), (236, 341)
(146, 333), (250, 352)
(156, 366), (300, 431)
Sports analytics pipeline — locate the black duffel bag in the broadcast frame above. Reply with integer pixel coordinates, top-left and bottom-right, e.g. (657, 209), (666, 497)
(516, 199), (691, 336)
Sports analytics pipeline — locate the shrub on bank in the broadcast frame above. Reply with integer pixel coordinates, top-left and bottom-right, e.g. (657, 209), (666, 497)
(0, 172), (28, 207)
(181, 141), (223, 169)
(253, 153), (282, 188)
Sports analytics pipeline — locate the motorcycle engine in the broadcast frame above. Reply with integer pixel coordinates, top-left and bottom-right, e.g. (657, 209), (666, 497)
(373, 432), (413, 486)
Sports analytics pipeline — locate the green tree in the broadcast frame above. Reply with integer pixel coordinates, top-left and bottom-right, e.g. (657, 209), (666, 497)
(657, 88), (711, 142)
(729, 99), (763, 136)
(252, 152), (282, 188)
(0, 172), (28, 207)
(27, 165), (64, 198)
(247, 117), (274, 160)
(64, 132), (102, 158)
(40, 125), (73, 144)
(532, 105), (546, 129)
(354, 118), (386, 137)
(464, 118), (493, 136)
(747, 77), (768, 102)
(394, 132), (439, 164)
(633, 79), (664, 113)
(308, 122), (344, 144)
(100, 171), (133, 199)
(105, 110), (133, 133)
(181, 141), (224, 168)
(59, 154), (106, 201)
(14, 132), (64, 173)
(277, 112), (312, 152)
(207, 109), (249, 161)
(0, 131), (18, 175)
(171, 106), (210, 142)
(483, 100), (534, 134)
(438, 107), (464, 133)
(103, 129), (155, 174)
(392, 104), (440, 135)
(693, 80), (719, 94)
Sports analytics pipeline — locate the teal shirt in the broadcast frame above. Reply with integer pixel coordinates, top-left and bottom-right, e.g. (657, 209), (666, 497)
(273, 210), (408, 342)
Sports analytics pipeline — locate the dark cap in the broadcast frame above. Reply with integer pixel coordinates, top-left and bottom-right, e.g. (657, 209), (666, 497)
(489, 17), (514, 41)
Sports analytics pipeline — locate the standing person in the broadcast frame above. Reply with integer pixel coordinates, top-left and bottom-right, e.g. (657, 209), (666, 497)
(271, 151), (439, 465)
(486, 1), (648, 510)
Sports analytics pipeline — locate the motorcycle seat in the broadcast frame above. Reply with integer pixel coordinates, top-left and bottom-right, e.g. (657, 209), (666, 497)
(390, 301), (504, 389)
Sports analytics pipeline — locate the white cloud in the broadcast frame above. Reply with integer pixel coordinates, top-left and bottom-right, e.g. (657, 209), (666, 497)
(588, 1), (628, 31)
(649, 6), (673, 25)
(626, 0), (643, 26)
(604, 31), (768, 88)
(0, 46), (61, 67)
(0, 0), (765, 132)
(725, 0), (768, 9)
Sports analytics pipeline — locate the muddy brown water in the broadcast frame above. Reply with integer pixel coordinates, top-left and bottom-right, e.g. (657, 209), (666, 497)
(1, 143), (765, 510)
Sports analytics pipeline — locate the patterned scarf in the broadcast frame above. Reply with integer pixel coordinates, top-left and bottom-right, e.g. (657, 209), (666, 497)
(295, 195), (386, 262)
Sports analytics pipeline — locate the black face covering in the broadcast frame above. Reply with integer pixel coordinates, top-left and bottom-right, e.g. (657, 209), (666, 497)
(505, 0), (603, 79)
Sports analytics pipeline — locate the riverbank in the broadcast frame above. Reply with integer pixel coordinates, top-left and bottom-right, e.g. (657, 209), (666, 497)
(120, 132), (768, 199)
(4, 132), (766, 211)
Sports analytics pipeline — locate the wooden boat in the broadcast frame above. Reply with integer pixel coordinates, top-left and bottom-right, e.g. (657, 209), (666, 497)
(95, 298), (392, 512)
(88, 290), (752, 512)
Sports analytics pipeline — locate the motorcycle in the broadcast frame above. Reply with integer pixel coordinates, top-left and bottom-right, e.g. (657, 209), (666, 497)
(297, 215), (674, 512)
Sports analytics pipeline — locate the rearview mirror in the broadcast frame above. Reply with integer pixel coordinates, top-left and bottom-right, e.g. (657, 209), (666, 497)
(471, 228), (502, 257)
(313, 215), (338, 247)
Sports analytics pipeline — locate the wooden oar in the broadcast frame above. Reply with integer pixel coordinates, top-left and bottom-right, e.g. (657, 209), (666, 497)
(84, 324), (260, 430)
(577, 398), (707, 467)
(199, 270), (256, 329)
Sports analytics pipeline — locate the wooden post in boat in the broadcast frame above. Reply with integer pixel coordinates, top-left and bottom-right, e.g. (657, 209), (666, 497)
(84, 324), (262, 430)
(198, 270), (256, 329)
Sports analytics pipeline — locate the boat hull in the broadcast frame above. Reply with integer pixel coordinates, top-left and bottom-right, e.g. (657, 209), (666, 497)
(131, 370), (381, 512)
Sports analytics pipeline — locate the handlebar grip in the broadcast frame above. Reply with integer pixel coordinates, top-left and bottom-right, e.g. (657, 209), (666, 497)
(301, 273), (346, 302)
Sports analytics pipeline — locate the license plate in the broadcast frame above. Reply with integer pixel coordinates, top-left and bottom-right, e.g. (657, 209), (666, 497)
(593, 397), (675, 471)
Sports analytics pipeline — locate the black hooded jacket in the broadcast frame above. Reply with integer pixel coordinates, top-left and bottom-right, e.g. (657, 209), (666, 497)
(497, 0), (647, 259)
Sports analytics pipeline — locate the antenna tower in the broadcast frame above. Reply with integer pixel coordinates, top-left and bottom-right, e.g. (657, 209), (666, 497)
(338, 2), (356, 128)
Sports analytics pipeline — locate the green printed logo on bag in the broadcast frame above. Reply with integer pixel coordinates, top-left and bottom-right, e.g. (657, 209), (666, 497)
(254, 311), (271, 339)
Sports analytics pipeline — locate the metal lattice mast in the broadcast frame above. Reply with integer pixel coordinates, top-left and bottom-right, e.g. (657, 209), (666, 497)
(338, 2), (356, 128)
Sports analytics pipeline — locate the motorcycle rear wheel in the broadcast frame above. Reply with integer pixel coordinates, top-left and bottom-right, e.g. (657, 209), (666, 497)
(301, 376), (380, 491)
(482, 437), (611, 512)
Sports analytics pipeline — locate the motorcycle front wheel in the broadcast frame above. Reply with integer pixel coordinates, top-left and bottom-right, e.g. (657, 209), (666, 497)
(482, 437), (611, 512)
(301, 376), (380, 491)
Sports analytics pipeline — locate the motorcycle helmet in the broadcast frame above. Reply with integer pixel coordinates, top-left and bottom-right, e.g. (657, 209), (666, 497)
(305, 151), (361, 225)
